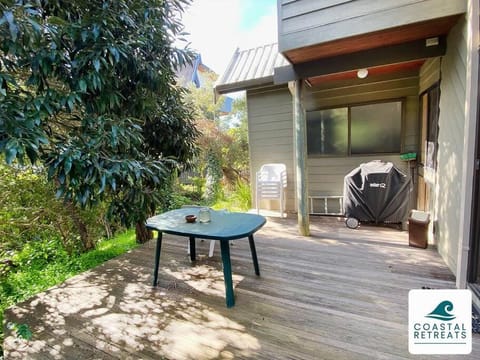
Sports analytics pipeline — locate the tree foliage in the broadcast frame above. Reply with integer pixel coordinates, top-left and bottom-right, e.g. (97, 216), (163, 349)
(222, 96), (249, 181)
(0, 0), (198, 245)
(0, 161), (113, 264)
(183, 70), (249, 203)
(184, 71), (224, 121)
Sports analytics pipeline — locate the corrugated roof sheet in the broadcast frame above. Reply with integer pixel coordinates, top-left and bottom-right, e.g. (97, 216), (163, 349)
(215, 43), (289, 94)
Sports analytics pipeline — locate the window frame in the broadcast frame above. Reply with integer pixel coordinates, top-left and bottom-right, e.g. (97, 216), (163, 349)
(306, 98), (405, 158)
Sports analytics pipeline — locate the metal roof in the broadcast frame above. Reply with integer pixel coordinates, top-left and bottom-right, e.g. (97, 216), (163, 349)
(176, 54), (214, 88)
(215, 43), (289, 95)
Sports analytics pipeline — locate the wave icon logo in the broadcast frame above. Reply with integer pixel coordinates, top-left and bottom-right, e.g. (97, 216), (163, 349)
(425, 300), (456, 321)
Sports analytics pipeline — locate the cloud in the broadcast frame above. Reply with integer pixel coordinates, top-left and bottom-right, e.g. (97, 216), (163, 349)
(180, 0), (277, 75)
(238, 8), (278, 49)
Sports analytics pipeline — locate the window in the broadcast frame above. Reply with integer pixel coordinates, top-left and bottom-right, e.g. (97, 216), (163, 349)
(307, 100), (402, 156)
(418, 84), (439, 190)
(306, 108), (347, 156)
(350, 102), (402, 154)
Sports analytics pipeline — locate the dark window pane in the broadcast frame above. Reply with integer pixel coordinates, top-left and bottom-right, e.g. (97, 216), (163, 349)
(307, 108), (348, 155)
(351, 102), (401, 154)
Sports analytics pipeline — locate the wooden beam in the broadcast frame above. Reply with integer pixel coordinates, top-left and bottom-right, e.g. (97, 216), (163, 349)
(296, 37), (446, 78)
(274, 37), (446, 84)
(281, 14), (461, 62)
(287, 80), (296, 96)
(293, 80), (310, 236)
(215, 76), (275, 95)
(275, 65), (297, 85)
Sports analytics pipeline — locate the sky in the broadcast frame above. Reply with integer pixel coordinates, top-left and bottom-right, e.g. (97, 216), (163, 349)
(180, 0), (278, 75)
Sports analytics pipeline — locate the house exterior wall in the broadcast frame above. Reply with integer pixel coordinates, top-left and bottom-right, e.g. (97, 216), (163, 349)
(303, 73), (419, 199)
(419, 58), (441, 93)
(278, 0), (467, 53)
(247, 86), (295, 211)
(247, 73), (420, 212)
(435, 15), (469, 275)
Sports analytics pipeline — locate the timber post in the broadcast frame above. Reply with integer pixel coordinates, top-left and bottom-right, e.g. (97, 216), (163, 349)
(293, 80), (310, 236)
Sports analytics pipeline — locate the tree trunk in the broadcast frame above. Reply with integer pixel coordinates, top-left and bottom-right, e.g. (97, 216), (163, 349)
(135, 221), (152, 244)
(67, 202), (95, 251)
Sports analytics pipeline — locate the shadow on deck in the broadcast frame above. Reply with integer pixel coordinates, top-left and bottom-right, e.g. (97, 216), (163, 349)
(3, 216), (479, 359)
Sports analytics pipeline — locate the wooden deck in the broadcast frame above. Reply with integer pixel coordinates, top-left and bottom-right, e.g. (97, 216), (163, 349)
(4, 216), (480, 359)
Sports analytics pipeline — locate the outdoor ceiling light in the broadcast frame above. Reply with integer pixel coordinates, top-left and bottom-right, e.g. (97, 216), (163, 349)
(357, 68), (368, 79)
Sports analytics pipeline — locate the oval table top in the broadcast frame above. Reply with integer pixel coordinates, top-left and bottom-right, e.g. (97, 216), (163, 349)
(146, 208), (266, 241)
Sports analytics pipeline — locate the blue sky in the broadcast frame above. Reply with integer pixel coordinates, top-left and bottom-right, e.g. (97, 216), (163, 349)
(239, 0), (277, 30)
(181, 0), (278, 75)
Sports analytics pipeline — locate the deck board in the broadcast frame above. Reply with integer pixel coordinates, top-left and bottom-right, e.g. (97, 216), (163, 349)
(3, 216), (480, 359)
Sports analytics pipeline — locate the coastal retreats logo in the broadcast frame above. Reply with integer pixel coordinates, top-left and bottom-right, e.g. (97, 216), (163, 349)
(425, 300), (456, 321)
(409, 289), (471, 354)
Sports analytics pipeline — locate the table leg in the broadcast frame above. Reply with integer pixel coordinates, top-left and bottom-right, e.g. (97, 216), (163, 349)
(220, 239), (235, 308)
(248, 235), (260, 276)
(152, 232), (163, 286)
(189, 236), (196, 261)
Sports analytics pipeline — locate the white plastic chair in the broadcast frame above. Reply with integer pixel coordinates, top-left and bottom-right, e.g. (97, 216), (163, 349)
(182, 205), (216, 257)
(255, 163), (287, 217)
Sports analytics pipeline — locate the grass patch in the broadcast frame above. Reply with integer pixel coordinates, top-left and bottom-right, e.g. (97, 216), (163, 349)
(73, 230), (137, 272)
(210, 200), (246, 212)
(0, 230), (137, 354)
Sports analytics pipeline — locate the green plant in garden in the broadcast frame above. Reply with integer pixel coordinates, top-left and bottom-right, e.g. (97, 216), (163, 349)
(0, 230), (137, 355)
(184, 72), (250, 201)
(231, 180), (252, 210)
(0, 0), (198, 245)
(203, 150), (223, 202)
(211, 179), (252, 212)
(223, 97), (250, 181)
(6, 323), (32, 341)
(0, 161), (112, 258)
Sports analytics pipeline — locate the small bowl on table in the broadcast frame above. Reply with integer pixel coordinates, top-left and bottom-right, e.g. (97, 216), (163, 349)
(185, 214), (197, 223)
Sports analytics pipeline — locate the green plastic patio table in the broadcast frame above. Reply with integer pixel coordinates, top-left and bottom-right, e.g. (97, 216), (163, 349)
(146, 208), (266, 308)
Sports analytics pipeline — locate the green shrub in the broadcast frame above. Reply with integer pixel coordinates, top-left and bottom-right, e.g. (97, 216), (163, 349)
(12, 238), (68, 269)
(211, 180), (251, 212)
(0, 162), (121, 256)
(231, 180), (251, 210)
